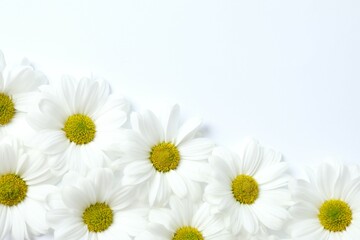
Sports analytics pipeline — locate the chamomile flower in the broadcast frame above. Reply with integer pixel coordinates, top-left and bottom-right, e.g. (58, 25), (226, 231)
(46, 168), (147, 240)
(204, 139), (291, 235)
(0, 51), (48, 138)
(27, 76), (129, 174)
(136, 197), (232, 240)
(0, 139), (56, 239)
(121, 105), (213, 206)
(289, 162), (360, 240)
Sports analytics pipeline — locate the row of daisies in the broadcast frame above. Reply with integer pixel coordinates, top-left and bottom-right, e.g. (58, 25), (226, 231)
(0, 52), (360, 240)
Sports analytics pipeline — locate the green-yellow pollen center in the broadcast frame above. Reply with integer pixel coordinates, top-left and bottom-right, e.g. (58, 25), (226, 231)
(0, 173), (28, 206)
(149, 142), (180, 173)
(173, 226), (204, 240)
(82, 202), (113, 232)
(318, 199), (352, 232)
(231, 174), (259, 205)
(0, 93), (16, 126)
(63, 114), (96, 145)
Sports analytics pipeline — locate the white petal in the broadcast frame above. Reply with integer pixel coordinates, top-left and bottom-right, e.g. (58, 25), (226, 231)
(12, 92), (39, 112)
(254, 162), (288, 186)
(54, 218), (87, 240)
(38, 98), (68, 125)
(25, 199), (49, 235)
(73, 78), (95, 114)
(113, 209), (148, 236)
(30, 130), (68, 154)
(131, 111), (164, 145)
(27, 185), (56, 201)
(123, 161), (154, 185)
(175, 118), (202, 145)
(0, 51), (5, 72)
(252, 200), (288, 231)
(0, 206), (10, 239)
(0, 73), (4, 91)
(149, 173), (161, 206)
(101, 228), (131, 240)
(0, 144), (17, 174)
(239, 139), (263, 175)
(62, 186), (89, 211)
(139, 223), (172, 240)
(93, 169), (114, 202)
(59, 76), (76, 114)
(5, 65), (47, 95)
(27, 111), (60, 130)
(149, 209), (177, 232)
(178, 138), (214, 161)
(150, 174), (171, 206)
(10, 206), (27, 240)
(165, 105), (180, 142)
(46, 209), (72, 227)
(167, 170), (187, 198)
(290, 218), (323, 238)
(108, 187), (133, 211)
(92, 94), (129, 124)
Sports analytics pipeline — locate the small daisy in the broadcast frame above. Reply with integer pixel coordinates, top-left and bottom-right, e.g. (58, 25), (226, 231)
(0, 139), (56, 239)
(289, 162), (360, 240)
(121, 105), (214, 206)
(46, 168), (147, 240)
(0, 51), (48, 138)
(27, 76), (129, 174)
(136, 197), (232, 240)
(204, 139), (291, 235)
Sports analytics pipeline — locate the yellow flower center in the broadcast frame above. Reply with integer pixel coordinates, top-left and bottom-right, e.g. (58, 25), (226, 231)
(0, 174), (28, 206)
(0, 93), (16, 125)
(149, 142), (180, 173)
(318, 199), (352, 232)
(231, 174), (259, 204)
(173, 226), (204, 240)
(63, 114), (96, 145)
(82, 202), (113, 233)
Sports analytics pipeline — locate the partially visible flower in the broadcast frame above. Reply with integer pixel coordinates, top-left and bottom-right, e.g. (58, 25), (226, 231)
(0, 51), (48, 138)
(47, 168), (147, 240)
(204, 139), (291, 235)
(27, 76), (129, 175)
(289, 162), (360, 240)
(136, 197), (232, 240)
(0, 139), (56, 239)
(120, 105), (213, 206)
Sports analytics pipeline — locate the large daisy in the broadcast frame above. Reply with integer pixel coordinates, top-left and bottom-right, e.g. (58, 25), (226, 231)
(27, 76), (129, 174)
(289, 162), (360, 240)
(46, 168), (147, 240)
(0, 51), (48, 138)
(0, 139), (56, 239)
(136, 197), (232, 240)
(204, 139), (291, 235)
(120, 105), (214, 206)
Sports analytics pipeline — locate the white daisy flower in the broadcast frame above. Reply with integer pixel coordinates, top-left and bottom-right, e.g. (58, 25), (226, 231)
(136, 197), (232, 240)
(0, 139), (56, 239)
(0, 51), (48, 138)
(27, 76), (129, 174)
(46, 168), (147, 240)
(289, 162), (360, 240)
(121, 105), (214, 206)
(204, 139), (291, 235)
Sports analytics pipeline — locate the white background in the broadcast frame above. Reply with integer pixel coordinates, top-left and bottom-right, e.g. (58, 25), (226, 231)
(1, 0), (360, 239)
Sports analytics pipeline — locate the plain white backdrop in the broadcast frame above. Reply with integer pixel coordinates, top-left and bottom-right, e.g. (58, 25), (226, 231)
(1, 0), (360, 239)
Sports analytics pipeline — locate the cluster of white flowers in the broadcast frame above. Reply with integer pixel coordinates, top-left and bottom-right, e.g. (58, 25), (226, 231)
(0, 52), (360, 240)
